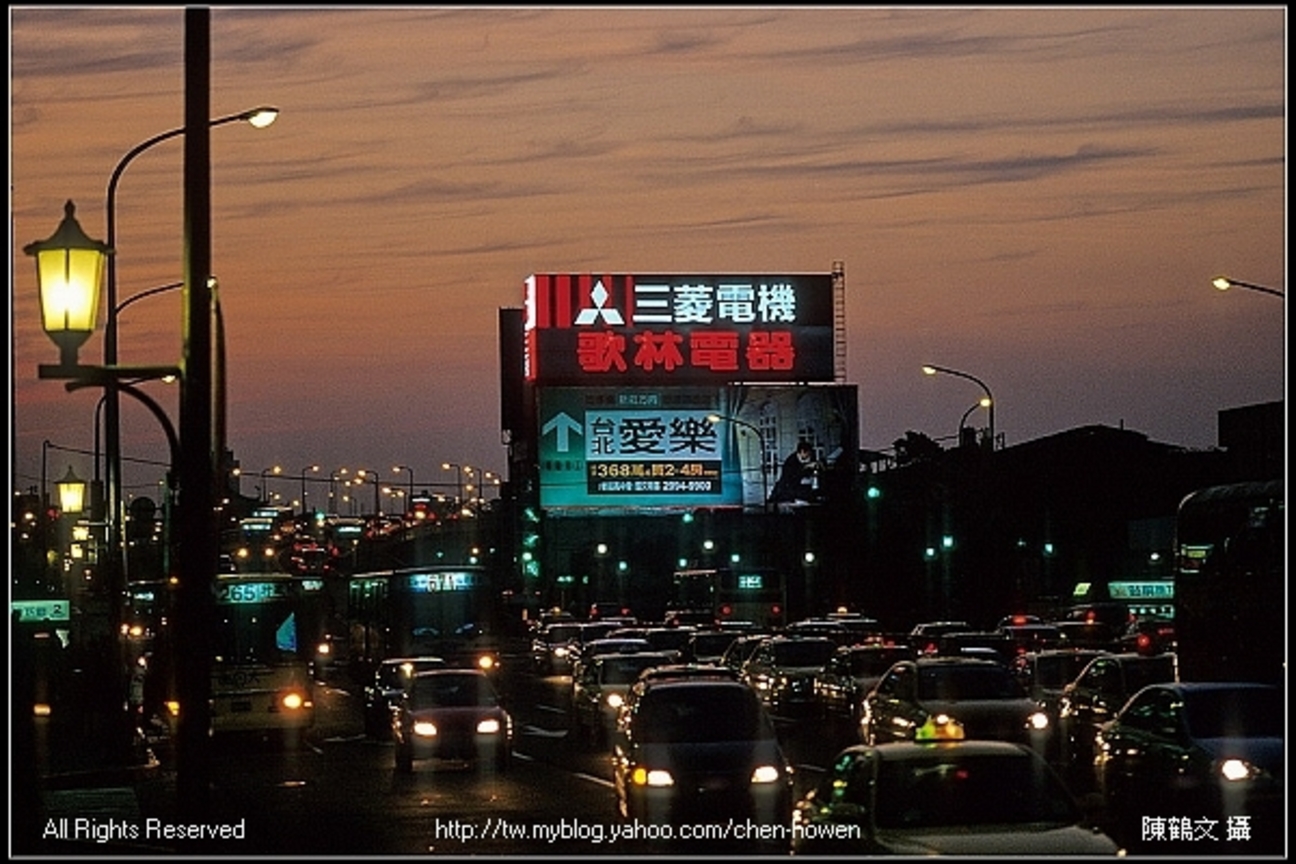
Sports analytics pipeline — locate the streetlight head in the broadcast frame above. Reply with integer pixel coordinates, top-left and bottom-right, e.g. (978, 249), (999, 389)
(1213, 276), (1233, 292)
(706, 413), (722, 423)
(26, 201), (114, 367)
(921, 365), (938, 376)
(979, 397), (992, 408)
(242, 106), (279, 129)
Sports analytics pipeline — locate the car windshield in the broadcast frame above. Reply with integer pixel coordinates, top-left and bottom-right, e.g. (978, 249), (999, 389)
(772, 640), (837, 667)
(1124, 656), (1177, 692)
(849, 650), (908, 676)
(918, 666), (1024, 700)
(874, 751), (1079, 829)
(1032, 654), (1094, 689)
(1182, 687), (1283, 739)
(544, 625), (582, 644)
(600, 655), (668, 685)
(636, 686), (773, 743)
(379, 660), (442, 689)
(409, 674), (497, 709)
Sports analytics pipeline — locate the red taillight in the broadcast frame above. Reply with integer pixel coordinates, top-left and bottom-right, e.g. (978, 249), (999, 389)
(1137, 633), (1152, 651)
(720, 604), (733, 617)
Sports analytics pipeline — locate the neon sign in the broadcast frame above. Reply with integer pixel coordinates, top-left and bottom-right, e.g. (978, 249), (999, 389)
(524, 273), (835, 384)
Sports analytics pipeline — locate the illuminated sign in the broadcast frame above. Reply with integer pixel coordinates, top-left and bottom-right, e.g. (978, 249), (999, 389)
(524, 273), (836, 384)
(217, 580), (291, 604)
(408, 571), (477, 592)
(539, 384), (858, 512)
(12, 599), (71, 622)
(1107, 581), (1175, 600)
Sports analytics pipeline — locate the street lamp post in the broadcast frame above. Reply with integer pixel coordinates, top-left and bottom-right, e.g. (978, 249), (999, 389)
(1212, 276), (1284, 299)
(706, 413), (769, 511)
(443, 462), (465, 508)
(101, 104), (277, 621)
(258, 466), (283, 504)
(355, 469), (382, 517)
(923, 364), (996, 451)
(393, 465), (415, 511)
(299, 464), (320, 518)
(958, 397), (993, 446)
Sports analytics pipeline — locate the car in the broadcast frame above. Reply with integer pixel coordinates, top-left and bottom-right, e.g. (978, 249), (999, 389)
(741, 635), (839, 716)
(1009, 648), (1110, 714)
(611, 677), (793, 827)
(1051, 620), (1121, 651)
(531, 622), (584, 674)
(392, 669), (513, 773)
(783, 618), (851, 645)
(717, 633), (770, 673)
(932, 631), (1015, 663)
(362, 656), (446, 738)
(567, 637), (652, 680)
(1116, 617), (1176, 656)
(908, 621), (973, 654)
(813, 643), (915, 720)
(997, 623), (1063, 655)
(570, 650), (674, 747)
(678, 629), (740, 664)
(1095, 682), (1283, 853)
(1056, 651), (1178, 776)
(791, 723), (1120, 855)
(859, 656), (1052, 755)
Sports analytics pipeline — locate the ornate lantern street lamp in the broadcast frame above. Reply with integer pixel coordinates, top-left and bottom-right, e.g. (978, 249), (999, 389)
(25, 201), (113, 370)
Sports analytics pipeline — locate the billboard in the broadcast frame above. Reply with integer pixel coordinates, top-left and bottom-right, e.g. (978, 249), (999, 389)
(538, 384), (858, 513)
(524, 273), (836, 385)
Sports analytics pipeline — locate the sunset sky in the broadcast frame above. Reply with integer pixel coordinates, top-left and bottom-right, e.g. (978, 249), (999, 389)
(10, 7), (1286, 509)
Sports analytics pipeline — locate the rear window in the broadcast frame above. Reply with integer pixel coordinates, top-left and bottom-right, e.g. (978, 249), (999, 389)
(772, 639), (837, 668)
(918, 665), (1024, 700)
(636, 685), (773, 743)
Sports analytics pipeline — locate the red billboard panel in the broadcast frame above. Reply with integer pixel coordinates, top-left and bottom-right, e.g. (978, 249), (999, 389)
(524, 273), (836, 385)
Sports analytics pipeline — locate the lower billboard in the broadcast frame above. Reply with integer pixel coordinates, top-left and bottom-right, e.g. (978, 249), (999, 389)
(538, 384), (858, 513)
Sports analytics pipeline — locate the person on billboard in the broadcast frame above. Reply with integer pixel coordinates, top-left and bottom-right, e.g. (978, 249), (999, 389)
(770, 440), (822, 505)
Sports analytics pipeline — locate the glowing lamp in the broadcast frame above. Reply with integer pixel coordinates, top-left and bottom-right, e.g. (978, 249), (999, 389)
(55, 465), (88, 515)
(25, 201), (113, 368)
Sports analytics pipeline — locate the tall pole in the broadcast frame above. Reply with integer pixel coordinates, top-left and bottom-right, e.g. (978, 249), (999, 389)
(923, 365), (995, 451)
(175, 6), (214, 819)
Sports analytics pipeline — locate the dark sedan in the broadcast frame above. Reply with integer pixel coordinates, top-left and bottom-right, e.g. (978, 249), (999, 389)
(859, 657), (1052, 754)
(362, 656), (446, 738)
(392, 669), (512, 773)
(611, 678), (792, 828)
(1095, 682), (1283, 853)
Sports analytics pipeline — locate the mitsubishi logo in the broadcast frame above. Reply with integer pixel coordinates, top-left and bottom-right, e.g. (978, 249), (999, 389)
(574, 279), (624, 326)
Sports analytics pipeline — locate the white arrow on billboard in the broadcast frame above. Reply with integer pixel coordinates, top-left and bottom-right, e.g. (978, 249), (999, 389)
(542, 411), (584, 453)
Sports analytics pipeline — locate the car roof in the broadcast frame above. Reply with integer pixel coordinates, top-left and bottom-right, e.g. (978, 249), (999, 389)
(381, 655), (446, 666)
(912, 656), (1007, 668)
(839, 740), (1032, 761)
(409, 667), (487, 680)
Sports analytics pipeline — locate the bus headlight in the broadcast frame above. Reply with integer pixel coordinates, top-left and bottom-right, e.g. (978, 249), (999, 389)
(281, 691), (306, 711)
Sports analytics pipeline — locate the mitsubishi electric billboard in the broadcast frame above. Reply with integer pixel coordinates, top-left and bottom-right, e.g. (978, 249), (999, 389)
(524, 273), (836, 386)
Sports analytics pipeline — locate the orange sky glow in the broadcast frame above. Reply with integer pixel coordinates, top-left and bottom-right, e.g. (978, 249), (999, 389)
(10, 7), (1285, 506)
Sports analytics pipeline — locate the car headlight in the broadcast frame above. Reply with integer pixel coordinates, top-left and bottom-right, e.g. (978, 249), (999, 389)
(1027, 710), (1050, 731)
(477, 654), (497, 671)
(606, 693), (624, 709)
(751, 764), (782, 784)
(554, 646), (568, 658)
(476, 718), (501, 735)
(413, 720), (438, 737)
(1219, 758), (1263, 782)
